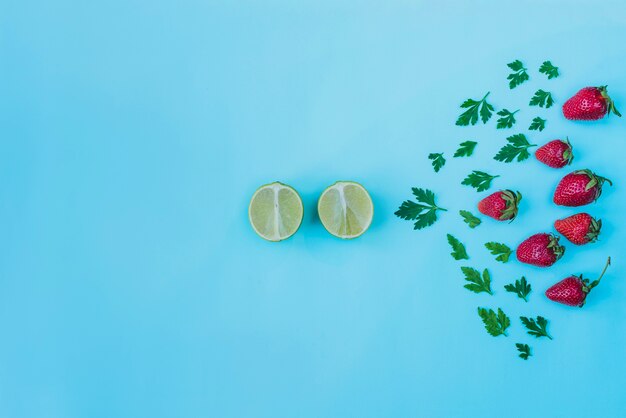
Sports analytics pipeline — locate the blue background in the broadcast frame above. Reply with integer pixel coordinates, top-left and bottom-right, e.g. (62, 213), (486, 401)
(2, 1), (626, 417)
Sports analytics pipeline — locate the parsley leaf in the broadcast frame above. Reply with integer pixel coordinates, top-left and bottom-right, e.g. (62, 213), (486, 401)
(507, 60), (529, 89)
(460, 210), (481, 228)
(539, 61), (559, 79)
(447, 234), (469, 260)
(529, 89), (554, 108)
(520, 316), (553, 339)
(428, 153), (446, 173)
(516, 343), (531, 360)
(477, 307), (510, 337)
(453, 140), (477, 158)
(504, 277), (531, 302)
(529, 117), (546, 131)
(395, 188), (447, 230)
(484, 242), (512, 263)
(461, 170), (499, 192)
(462, 267), (492, 295)
(496, 109), (519, 129)
(494, 134), (537, 163)
(456, 92), (494, 126)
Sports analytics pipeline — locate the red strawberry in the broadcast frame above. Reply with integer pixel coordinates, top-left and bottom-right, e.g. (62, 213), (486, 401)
(553, 169), (612, 207)
(554, 213), (602, 245)
(535, 138), (574, 168)
(477, 190), (522, 221)
(516, 233), (565, 267)
(562, 86), (621, 120)
(546, 257), (611, 307)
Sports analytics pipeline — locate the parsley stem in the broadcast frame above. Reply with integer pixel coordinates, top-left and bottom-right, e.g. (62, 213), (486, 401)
(481, 92), (490, 102)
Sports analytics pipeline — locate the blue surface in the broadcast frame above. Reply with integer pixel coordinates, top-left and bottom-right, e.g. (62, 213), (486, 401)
(2, 1), (626, 417)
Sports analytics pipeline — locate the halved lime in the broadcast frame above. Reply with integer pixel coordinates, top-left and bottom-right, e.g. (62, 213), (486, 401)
(248, 182), (303, 242)
(317, 181), (373, 239)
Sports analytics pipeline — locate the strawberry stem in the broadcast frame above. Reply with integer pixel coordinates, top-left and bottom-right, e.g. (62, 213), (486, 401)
(588, 257), (611, 290)
(598, 174), (613, 186)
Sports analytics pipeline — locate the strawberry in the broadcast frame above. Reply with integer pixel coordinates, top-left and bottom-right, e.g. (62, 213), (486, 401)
(553, 169), (612, 207)
(562, 86), (621, 120)
(516, 233), (565, 267)
(546, 257), (611, 307)
(554, 213), (601, 245)
(535, 138), (574, 168)
(477, 190), (522, 221)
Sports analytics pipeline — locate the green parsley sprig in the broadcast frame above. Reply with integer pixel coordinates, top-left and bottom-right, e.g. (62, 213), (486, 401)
(395, 188), (446, 230)
(520, 316), (552, 339)
(485, 242), (513, 263)
(494, 134), (536, 163)
(459, 210), (481, 228)
(456, 92), (494, 126)
(496, 109), (519, 129)
(529, 117), (546, 131)
(516, 343), (532, 360)
(530, 89), (554, 108)
(504, 277), (531, 302)
(453, 140), (477, 157)
(462, 267), (492, 295)
(447, 234), (469, 260)
(478, 307), (510, 337)
(461, 170), (499, 192)
(539, 61), (559, 79)
(428, 153), (446, 172)
(507, 60), (529, 89)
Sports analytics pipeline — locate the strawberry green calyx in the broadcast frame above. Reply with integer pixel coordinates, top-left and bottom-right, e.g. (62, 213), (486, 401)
(576, 169), (612, 198)
(586, 217), (602, 243)
(599, 86), (622, 117)
(561, 138), (574, 165)
(546, 234), (565, 261)
(579, 257), (611, 306)
(500, 189), (522, 221)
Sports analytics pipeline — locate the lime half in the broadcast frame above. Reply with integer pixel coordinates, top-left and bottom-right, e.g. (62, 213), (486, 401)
(248, 182), (303, 242)
(317, 181), (373, 239)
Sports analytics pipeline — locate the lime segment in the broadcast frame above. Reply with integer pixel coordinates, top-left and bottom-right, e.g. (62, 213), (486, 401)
(317, 181), (373, 239)
(248, 182), (303, 242)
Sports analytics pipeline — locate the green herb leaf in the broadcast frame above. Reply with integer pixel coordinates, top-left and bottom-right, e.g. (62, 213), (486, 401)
(504, 277), (531, 302)
(516, 343), (531, 360)
(462, 267), (492, 294)
(428, 153), (446, 173)
(447, 234), (469, 260)
(507, 60), (529, 89)
(494, 134), (537, 163)
(539, 61), (559, 79)
(461, 170), (499, 192)
(529, 117), (546, 131)
(484, 242), (513, 263)
(496, 109), (519, 129)
(529, 89), (554, 108)
(395, 188), (447, 230)
(460, 210), (481, 228)
(453, 140), (477, 158)
(456, 93), (494, 126)
(520, 316), (553, 339)
(478, 307), (510, 337)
